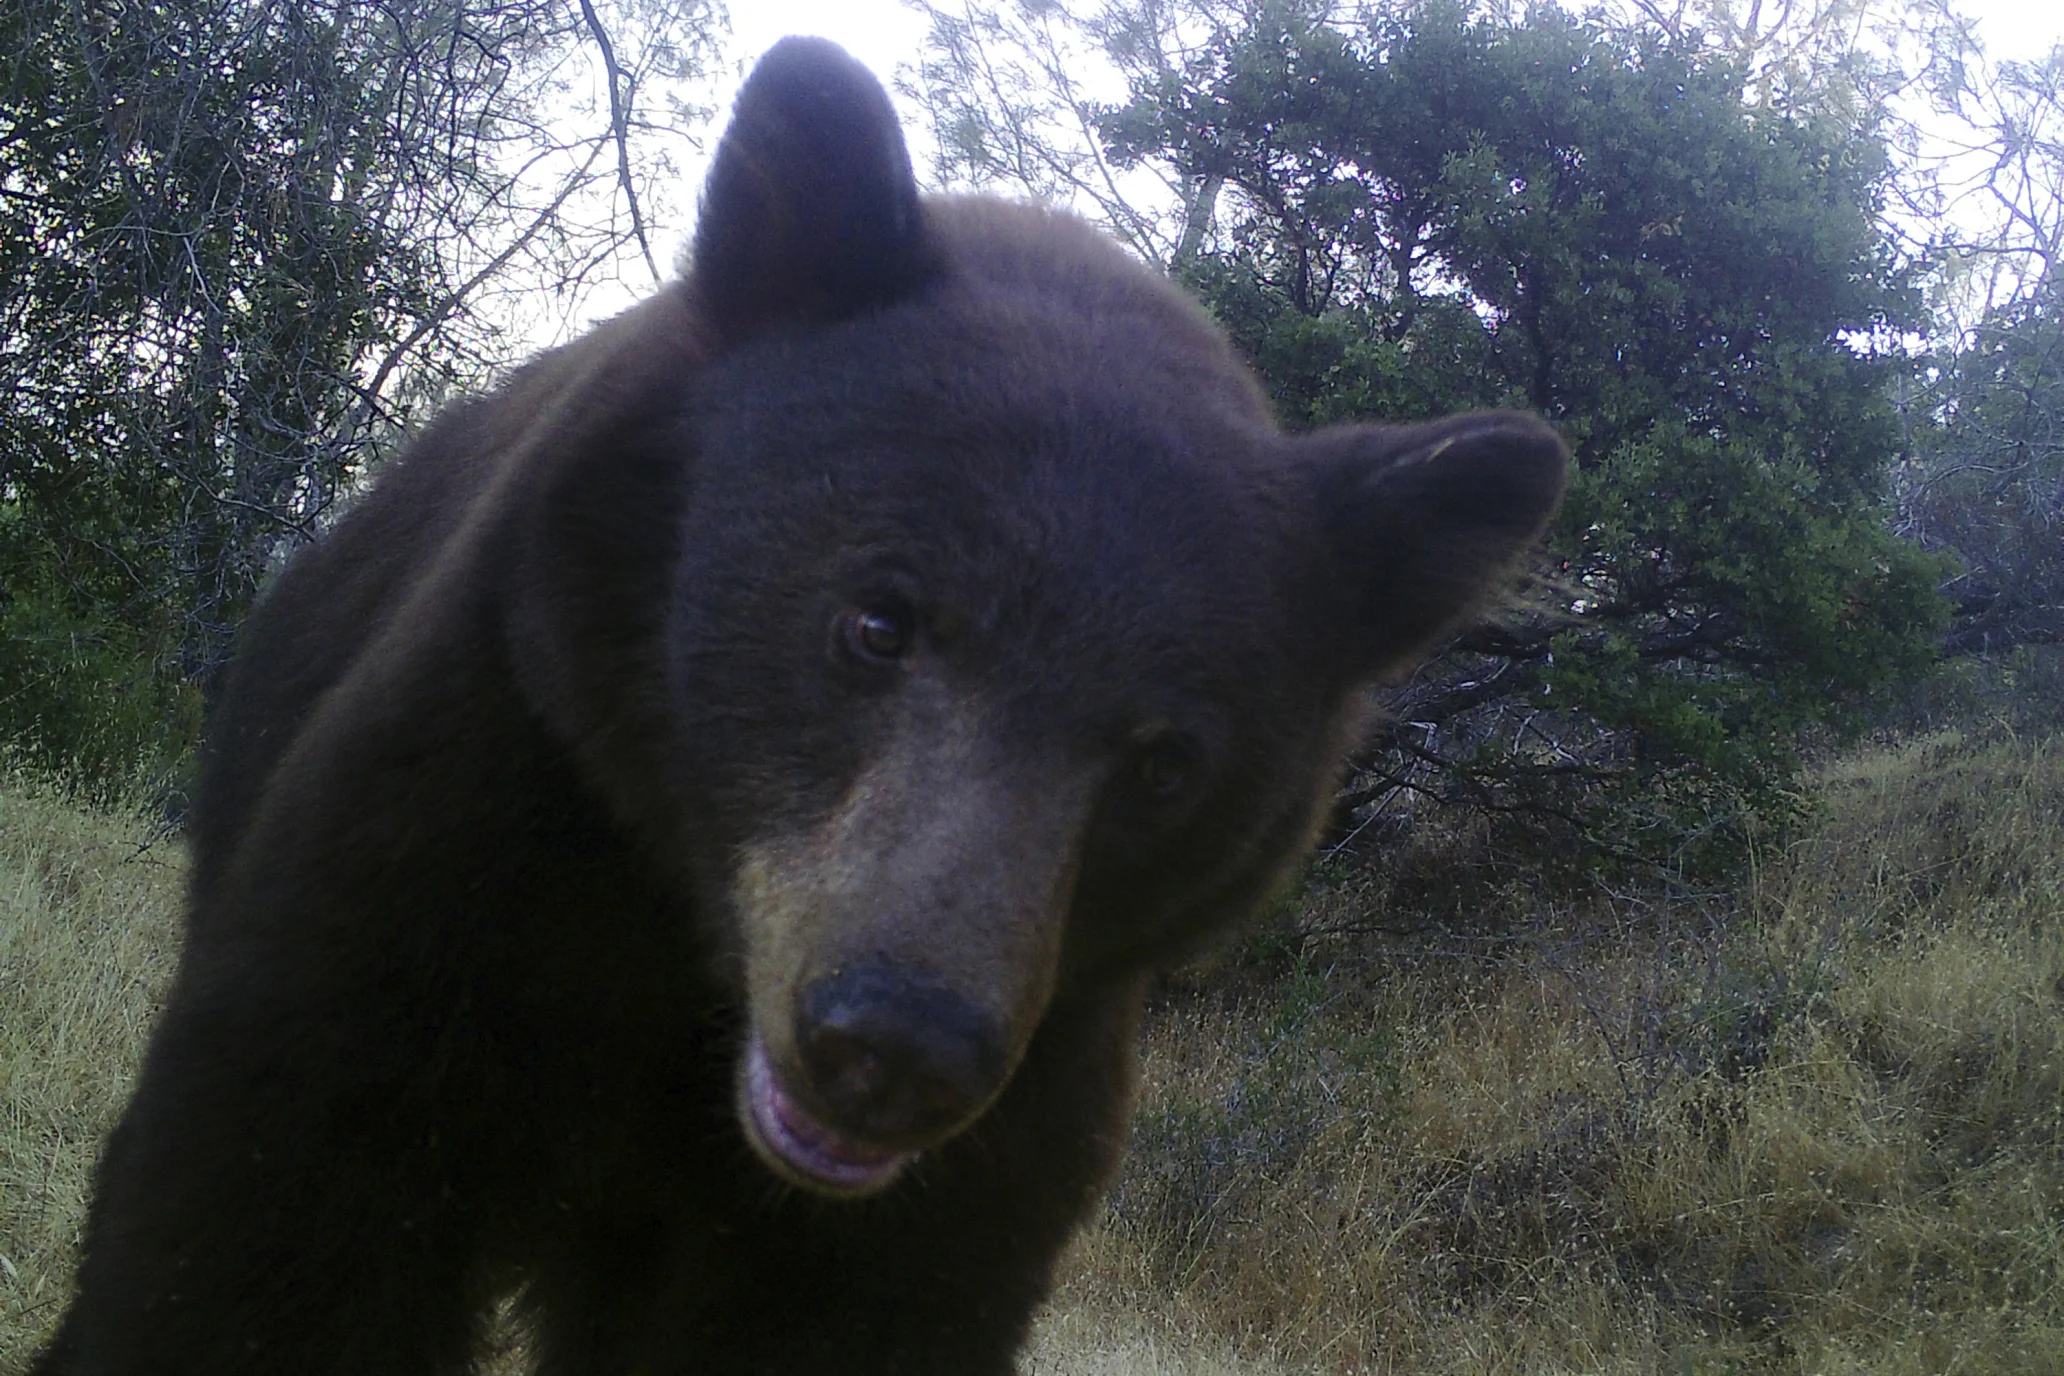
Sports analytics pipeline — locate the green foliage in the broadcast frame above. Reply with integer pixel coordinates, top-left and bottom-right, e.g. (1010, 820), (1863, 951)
(1100, 0), (1951, 877)
(1903, 271), (2064, 656)
(0, 0), (720, 785)
(0, 0), (450, 693)
(0, 568), (201, 799)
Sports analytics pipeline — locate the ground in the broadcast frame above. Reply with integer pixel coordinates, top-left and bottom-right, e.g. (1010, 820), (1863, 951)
(5, 711), (2062, 1372)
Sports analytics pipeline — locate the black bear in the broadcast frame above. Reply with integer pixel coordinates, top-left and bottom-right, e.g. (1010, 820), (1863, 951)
(36, 37), (1566, 1376)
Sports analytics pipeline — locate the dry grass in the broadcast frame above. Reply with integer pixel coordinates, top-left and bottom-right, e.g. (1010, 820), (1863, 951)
(0, 779), (182, 1370)
(1057, 727), (2064, 1372)
(4, 729), (2061, 1373)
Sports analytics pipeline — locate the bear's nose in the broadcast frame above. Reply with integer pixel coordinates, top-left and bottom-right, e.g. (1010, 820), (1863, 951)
(796, 962), (1008, 1145)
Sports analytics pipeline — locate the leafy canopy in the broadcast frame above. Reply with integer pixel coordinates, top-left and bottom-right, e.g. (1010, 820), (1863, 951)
(0, 0), (721, 790)
(1093, 1), (1948, 875)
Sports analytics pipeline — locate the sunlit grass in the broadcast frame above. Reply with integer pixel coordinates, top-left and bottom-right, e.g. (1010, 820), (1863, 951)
(0, 778), (181, 1368)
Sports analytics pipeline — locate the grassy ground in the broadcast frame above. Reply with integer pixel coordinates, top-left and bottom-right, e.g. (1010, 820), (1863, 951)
(1063, 727), (2064, 1372)
(0, 779), (182, 1367)
(4, 728), (2061, 1372)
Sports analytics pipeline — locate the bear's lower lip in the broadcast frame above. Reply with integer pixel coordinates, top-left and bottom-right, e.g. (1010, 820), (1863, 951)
(741, 1036), (912, 1196)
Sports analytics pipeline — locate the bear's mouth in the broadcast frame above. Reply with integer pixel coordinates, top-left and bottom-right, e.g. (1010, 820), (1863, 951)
(740, 1035), (913, 1196)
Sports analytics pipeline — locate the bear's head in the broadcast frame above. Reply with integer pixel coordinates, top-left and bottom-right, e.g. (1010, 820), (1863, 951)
(666, 38), (1566, 1196)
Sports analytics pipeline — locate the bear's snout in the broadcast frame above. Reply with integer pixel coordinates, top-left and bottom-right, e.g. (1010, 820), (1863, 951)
(728, 711), (1088, 1196)
(798, 961), (1008, 1145)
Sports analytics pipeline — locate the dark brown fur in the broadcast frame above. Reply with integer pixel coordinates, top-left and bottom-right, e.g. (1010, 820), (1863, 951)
(36, 39), (1566, 1375)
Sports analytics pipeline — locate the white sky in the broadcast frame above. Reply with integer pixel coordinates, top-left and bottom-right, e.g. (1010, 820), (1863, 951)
(1951, 0), (2064, 57)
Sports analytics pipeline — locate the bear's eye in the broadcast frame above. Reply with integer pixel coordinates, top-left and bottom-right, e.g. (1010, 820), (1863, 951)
(838, 604), (914, 665)
(1134, 735), (1194, 801)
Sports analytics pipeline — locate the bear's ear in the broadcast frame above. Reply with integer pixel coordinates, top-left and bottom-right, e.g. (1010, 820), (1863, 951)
(691, 37), (935, 343)
(1297, 411), (1569, 681)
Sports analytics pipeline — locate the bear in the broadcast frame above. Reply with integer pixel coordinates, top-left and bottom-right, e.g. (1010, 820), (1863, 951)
(33, 36), (1566, 1376)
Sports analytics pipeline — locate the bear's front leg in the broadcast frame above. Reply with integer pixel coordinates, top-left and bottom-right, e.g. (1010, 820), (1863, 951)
(33, 989), (495, 1376)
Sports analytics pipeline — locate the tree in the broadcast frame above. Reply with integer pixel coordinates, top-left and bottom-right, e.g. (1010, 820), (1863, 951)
(1901, 14), (2064, 313)
(1902, 273), (2064, 656)
(1873, 25), (2064, 662)
(917, 0), (1949, 878)
(0, 0), (722, 787)
(903, 0), (1255, 265)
